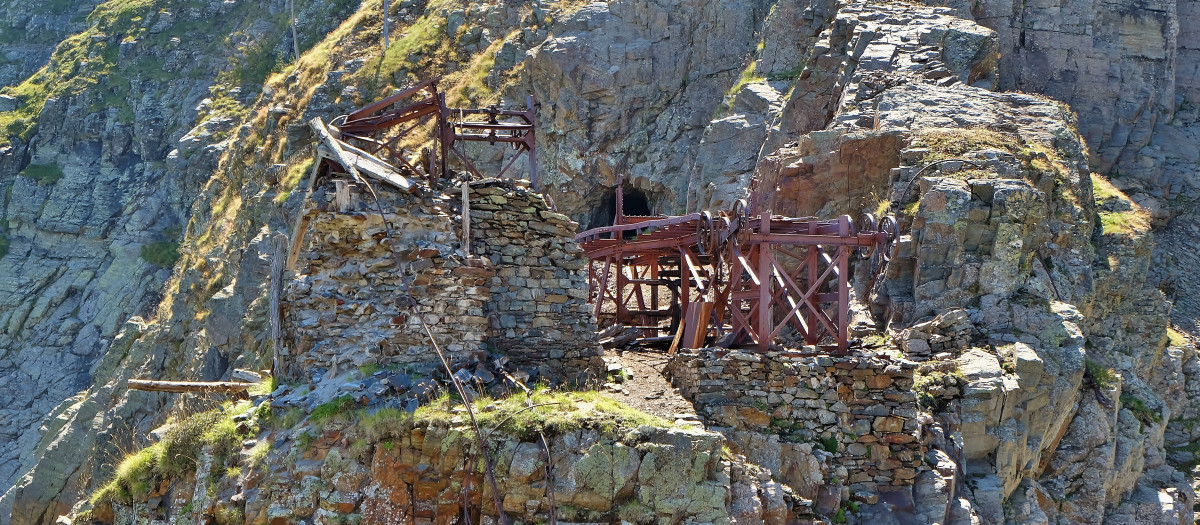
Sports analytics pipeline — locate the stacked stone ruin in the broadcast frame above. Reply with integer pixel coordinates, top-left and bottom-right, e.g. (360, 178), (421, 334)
(668, 348), (925, 495)
(284, 177), (601, 381)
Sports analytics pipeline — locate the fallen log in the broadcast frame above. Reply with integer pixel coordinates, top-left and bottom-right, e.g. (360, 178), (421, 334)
(128, 379), (251, 394)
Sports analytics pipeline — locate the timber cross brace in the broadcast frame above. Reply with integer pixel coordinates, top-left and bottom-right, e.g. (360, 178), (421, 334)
(576, 177), (899, 354)
(332, 77), (538, 188)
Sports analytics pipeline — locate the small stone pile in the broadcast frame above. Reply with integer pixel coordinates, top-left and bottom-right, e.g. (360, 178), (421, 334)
(897, 308), (972, 360)
(668, 348), (925, 495)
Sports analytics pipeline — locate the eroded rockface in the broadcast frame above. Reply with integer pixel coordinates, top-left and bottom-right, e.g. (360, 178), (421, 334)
(0, 0), (362, 521)
(0, 1), (103, 87)
(83, 395), (806, 525)
(956, 0), (1200, 204)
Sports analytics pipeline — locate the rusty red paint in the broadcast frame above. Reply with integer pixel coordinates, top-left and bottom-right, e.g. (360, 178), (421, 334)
(334, 78), (538, 188)
(577, 182), (898, 354)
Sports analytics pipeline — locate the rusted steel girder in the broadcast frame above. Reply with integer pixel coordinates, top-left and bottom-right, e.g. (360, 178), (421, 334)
(577, 181), (898, 354)
(333, 77), (538, 188)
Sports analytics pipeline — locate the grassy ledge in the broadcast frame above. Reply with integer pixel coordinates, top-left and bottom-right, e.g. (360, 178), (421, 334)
(91, 402), (265, 506)
(303, 388), (675, 446)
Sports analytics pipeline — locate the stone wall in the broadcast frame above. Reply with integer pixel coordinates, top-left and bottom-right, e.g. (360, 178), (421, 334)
(284, 177), (600, 381)
(466, 180), (602, 379)
(285, 180), (489, 375)
(668, 348), (925, 494)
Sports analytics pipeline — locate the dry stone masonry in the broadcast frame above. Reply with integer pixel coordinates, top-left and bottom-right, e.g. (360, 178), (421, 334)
(668, 348), (925, 497)
(285, 177), (601, 382)
(466, 180), (601, 378)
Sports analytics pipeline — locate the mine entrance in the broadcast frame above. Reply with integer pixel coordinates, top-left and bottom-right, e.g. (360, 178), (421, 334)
(587, 185), (652, 233)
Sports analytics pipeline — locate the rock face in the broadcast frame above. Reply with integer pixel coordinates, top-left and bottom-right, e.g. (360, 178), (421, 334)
(972, 0), (1200, 202)
(0, 0), (361, 521)
(0, 1), (102, 87)
(523, 0), (775, 218)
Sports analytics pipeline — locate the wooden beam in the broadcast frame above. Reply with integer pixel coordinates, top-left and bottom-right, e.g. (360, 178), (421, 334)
(311, 118), (412, 192)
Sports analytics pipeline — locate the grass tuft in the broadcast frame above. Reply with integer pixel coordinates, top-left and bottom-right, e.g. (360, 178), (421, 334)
(20, 163), (65, 185)
(92, 406), (258, 506)
(140, 241), (180, 268)
(909, 128), (1020, 163)
(1167, 327), (1188, 348)
(311, 395), (359, 424)
(345, 388), (672, 444)
(1092, 175), (1150, 237)
(1085, 359), (1116, 389)
(1121, 394), (1162, 424)
(912, 370), (966, 411)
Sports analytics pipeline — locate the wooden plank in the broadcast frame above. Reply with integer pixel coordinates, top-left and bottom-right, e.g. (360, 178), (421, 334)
(666, 311), (689, 357)
(310, 118), (413, 192)
(337, 139), (413, 192)
(681, 301), (713, 350)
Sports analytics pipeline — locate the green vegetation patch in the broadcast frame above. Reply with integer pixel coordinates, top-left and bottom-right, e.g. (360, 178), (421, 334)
(19, 163), (64, 185)
(0, 234), (8, 259)
(347, 388), (671, 444)
(311, 395), (359, 424)
(726, 61), (765, 99)
(140, 241), (180, 267)
(1098, 211), (1150, 237)
(909, 127), (1021, 163)
(91, 407), (258, 506)
(912, 369), (965, 412)
(1085, 359), (1116, 389)
(450, 39), (502, 106)
(1167, 327), (1189, 348)
(1091, 175), (1150, 237)
(767, 60), (806, 82)
(1121, 394), (1162, 424)
(351, 6), (453, 94)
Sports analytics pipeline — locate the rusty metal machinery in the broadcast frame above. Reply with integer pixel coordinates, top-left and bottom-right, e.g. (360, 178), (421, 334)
(576, 180), (898, 353)
(333, 77), (538, 188)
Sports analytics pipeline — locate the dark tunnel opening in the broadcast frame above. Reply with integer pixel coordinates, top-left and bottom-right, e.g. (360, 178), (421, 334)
(586, 185), (653, 231)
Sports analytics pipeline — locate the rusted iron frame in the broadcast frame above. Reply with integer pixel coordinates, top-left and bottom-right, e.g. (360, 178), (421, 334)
(727, 214), (859, 351)
(338, 99), (441, 134)
(583, 233), (716, 340)
(441, 93), (539, 188)
(340, 132), (425, 176)
(574, 214), (710, 244)
(761, 243), (840, 343)
(578, 178), (893, 352)
(343, 77), (440, 123)
(337, 79), (539, 188)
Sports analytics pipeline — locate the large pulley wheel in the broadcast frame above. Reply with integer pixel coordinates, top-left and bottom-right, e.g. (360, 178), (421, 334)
(696, 211), (716, 256)
(855, 213), (878, 260)
(731, 199), (751, 248)
(878, 215), (899, 263)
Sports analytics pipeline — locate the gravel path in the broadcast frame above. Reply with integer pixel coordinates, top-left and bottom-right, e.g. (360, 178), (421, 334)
(600, 348), (700, 423)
